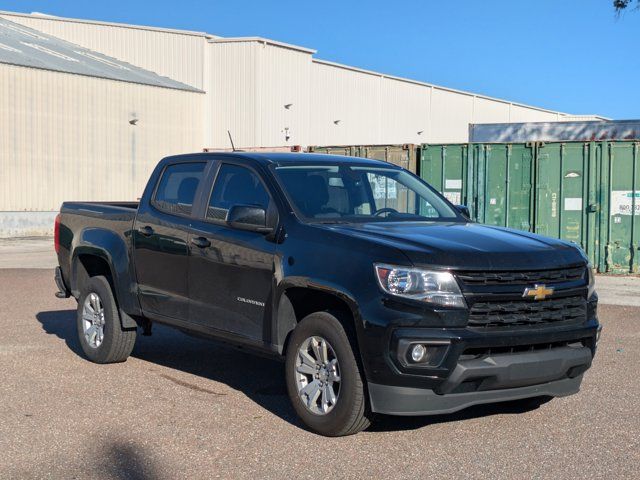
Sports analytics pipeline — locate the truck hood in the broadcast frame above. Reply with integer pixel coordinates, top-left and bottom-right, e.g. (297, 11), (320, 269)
(327, 221), (585, 270)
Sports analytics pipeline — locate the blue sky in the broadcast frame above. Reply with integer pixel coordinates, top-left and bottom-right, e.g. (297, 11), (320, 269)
(1, 0), (638, 119)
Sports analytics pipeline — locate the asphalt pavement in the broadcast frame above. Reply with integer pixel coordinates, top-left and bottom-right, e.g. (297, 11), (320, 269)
(0, 268), (638, 479)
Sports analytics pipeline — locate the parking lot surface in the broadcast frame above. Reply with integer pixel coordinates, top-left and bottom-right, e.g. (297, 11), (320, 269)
(0, 269), (638, 479)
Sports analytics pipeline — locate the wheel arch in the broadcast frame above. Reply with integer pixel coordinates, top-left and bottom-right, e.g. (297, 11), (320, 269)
(274, 281), (364, 359)
(70, 229), (139, 328)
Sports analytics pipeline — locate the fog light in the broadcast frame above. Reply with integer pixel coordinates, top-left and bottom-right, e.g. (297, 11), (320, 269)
(397, 339), (450, 368)
(411, 344), (427, 362)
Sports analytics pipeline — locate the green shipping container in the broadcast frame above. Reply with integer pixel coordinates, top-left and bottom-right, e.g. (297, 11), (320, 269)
(421, 143), (535, 231)
(601, 142), (640, 274)
(534, 142), (598, 261)
(471, 143), (535, 231)
(308, 144), (418, 173)
(420, 144), (468, 208)
(421, 141), (640, 274)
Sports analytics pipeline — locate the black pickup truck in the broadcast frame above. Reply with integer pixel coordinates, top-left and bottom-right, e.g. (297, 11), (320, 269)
(54, 152), (600, 436)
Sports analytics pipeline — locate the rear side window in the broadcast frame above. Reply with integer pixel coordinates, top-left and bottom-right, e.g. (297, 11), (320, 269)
(153, 162), (206, 216)
(207, 164), (270, 221)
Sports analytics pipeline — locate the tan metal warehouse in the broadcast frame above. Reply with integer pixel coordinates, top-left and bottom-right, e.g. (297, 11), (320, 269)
(0, 10), (604, 236)
(0, 16), (204, 236)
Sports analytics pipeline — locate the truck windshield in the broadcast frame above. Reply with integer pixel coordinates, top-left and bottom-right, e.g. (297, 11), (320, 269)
(273, 164), (461, 223)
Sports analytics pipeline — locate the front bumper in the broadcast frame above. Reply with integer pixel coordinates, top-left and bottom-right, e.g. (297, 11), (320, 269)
(362, 316), (598, 415)
(369, 375), (583, 416)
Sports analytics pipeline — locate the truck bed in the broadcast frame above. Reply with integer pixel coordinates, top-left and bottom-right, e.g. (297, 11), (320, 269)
(57, 201), (140, 302)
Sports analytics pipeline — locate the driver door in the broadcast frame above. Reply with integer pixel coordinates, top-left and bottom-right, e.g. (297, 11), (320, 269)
(187, 162), (276, 341)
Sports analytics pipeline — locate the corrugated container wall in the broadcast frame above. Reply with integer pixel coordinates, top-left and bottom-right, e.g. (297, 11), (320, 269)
(0, 64), (203, 220)
(308, 145), (418, 172)
(0, 12), (207, 89)
(421, 141), (640, 274)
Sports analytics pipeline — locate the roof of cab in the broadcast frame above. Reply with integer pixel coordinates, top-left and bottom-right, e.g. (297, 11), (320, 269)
(165, 151), (398, 168)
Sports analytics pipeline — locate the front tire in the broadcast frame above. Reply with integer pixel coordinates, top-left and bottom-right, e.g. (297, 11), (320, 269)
(76, 276), (137, 363)
(285, 312), (371, 436)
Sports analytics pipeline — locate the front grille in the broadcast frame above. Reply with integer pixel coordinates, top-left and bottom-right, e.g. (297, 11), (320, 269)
(457, 267), (585, 286)
(468, 295), (587, 328)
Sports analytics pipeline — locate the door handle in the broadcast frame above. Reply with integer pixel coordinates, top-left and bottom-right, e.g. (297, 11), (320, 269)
(138, 225), (154, 237)
(190, 236), (211, 248)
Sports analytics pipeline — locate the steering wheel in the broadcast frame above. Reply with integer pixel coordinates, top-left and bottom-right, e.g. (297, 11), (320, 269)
(373, 207), (399, 217)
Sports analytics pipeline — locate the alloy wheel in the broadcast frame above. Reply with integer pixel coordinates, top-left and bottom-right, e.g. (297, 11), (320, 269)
(294, 336), (341, 415)
(82, 292), (105, 348)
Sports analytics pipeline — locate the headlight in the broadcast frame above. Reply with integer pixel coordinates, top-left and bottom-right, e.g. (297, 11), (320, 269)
(587, 263), (596, 299)
(374, 264), (466, 308)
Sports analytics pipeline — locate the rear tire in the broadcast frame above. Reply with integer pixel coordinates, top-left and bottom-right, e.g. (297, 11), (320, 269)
(76, 276), (137, 363)
(285, 311), (371, 436)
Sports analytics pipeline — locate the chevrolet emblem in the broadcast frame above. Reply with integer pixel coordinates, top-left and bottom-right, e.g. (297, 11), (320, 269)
(523, 284), (554, 300)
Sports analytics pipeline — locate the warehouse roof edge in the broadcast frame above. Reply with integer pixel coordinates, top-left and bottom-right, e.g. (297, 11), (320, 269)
(0, 16), (204, 91)
(0, 9), (606, 119)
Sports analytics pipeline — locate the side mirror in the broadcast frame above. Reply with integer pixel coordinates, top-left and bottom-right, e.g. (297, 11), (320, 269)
(226, 205), (273, 234)
(456, 205), (471, 219)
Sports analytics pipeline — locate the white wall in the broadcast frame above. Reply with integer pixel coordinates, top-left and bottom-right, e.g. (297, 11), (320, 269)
(206, 39), (312, 149)
(1, 11), (574, 151)
(308, 60), (565, 146)
(0, 64), (203, 215)
(309, 61), (381, 145)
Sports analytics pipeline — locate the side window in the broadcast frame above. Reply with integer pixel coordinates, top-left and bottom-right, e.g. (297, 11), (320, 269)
(153, 162), (206, 216)
(207, 164), (271, 221)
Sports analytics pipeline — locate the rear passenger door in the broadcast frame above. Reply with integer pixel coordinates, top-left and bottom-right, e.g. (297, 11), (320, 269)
(134, 161), (208, 321)
(187, 161), (277, 341)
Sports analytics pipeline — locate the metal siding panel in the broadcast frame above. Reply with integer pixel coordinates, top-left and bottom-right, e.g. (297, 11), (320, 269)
(509, 104), (561, 123)
(0, 64), (203, 212)
(379, 78), (430, 145)
(257, 43), (311, 147)
(430, 89), (474, 143)
(207, 41), (260, 149)
(472, 97), (511, 125)
(309, 61), (381, 145)
(310, 62), (438, 145)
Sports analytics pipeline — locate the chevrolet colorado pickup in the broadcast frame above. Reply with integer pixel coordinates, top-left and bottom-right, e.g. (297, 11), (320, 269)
(54, 152), (600, 436)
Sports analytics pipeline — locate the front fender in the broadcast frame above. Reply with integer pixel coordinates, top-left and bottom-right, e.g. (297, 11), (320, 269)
(271, 275), (364, 352)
